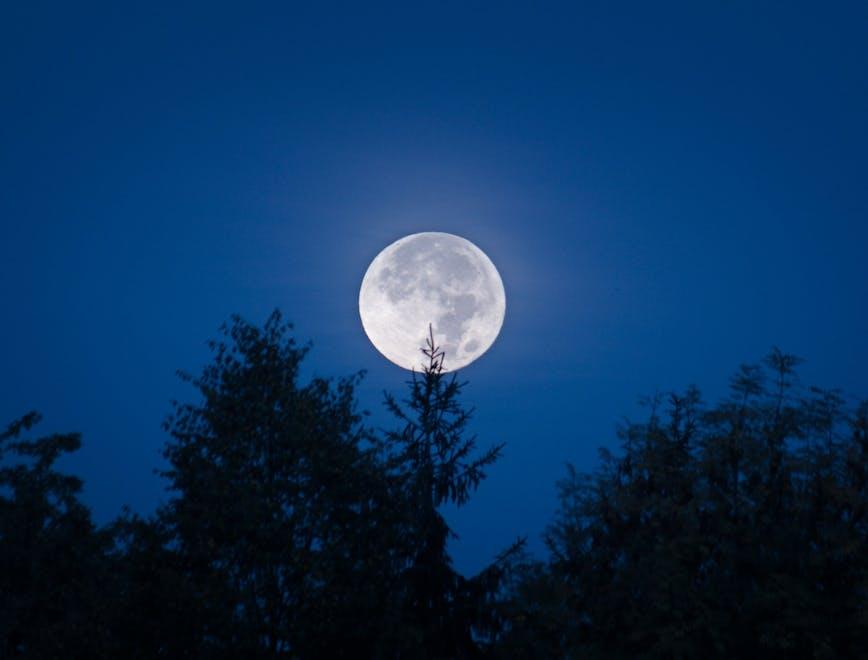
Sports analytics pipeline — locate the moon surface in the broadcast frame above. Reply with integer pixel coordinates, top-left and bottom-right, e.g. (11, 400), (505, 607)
(359, 232), (506, 371)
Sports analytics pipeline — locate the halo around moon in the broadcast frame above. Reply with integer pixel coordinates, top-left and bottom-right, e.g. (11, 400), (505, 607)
(359, 232), (506, 371)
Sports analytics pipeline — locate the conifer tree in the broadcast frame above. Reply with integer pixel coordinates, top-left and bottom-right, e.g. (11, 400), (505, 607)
(381, 325), (522, 658)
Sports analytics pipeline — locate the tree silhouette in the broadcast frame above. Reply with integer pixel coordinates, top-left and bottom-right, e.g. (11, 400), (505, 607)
(380, 325), (523, 658)
(496, 349), (868, 658)
(156, 311), (393, 657)
(0, 413), (112, 658)
(3, 319), (865, 659)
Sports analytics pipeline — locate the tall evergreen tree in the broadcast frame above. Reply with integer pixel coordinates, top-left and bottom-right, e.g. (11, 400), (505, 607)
(380, 326), (523, 658)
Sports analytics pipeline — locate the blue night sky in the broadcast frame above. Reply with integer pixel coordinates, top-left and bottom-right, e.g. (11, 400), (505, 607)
(2, 2), (867, 574)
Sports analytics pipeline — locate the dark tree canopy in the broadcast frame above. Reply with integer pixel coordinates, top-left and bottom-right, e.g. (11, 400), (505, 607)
(2, 316), (866, 659)
(0, 413), (112, 658)
(124, 312), (515, 658)
(156, 311), (392, 657)
(496, 349), (868, 658)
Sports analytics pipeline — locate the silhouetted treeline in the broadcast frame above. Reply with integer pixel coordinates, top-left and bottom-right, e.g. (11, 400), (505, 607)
(496, 351), (868, 658)
(2, 313), (866, 658)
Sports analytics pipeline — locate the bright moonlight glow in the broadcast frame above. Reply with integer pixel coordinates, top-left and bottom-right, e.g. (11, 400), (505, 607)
(359, 232), (506, 371)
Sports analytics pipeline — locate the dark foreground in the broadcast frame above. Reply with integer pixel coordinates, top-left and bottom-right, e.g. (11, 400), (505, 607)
(2, 312), (866, 658)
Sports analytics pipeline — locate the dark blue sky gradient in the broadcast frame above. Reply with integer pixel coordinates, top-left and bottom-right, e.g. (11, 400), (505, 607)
(2, 2), (867, 574)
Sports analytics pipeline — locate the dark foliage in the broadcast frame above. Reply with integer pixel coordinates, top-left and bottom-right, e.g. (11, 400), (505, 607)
(378, 326), (524, 657)
(496, 349), (868, 658)
(2, 317), (866, 659)
(154, 310), (398, 657)
(0, 414), (113, 658)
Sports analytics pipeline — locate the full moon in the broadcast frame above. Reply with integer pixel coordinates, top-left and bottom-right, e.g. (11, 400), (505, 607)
(359, 232), (506, 371)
